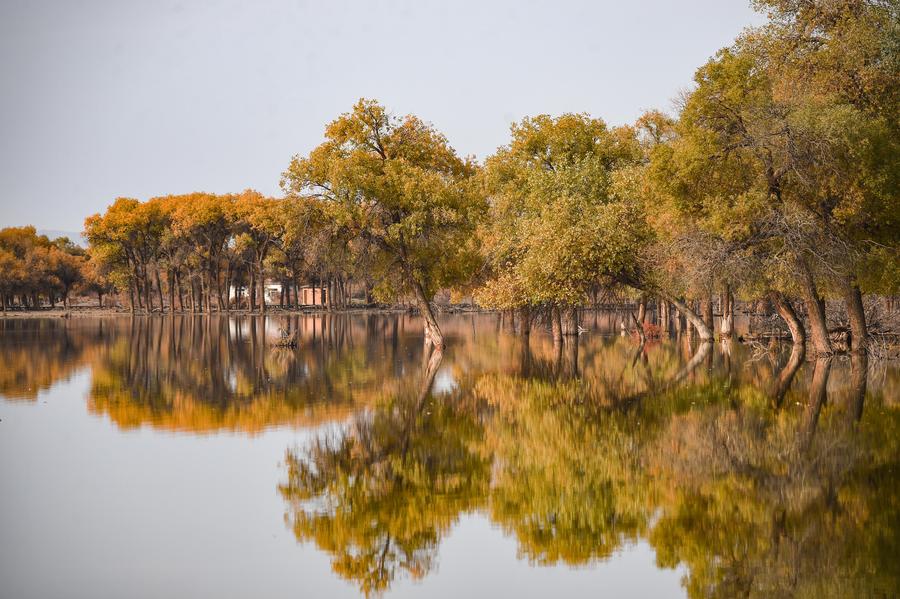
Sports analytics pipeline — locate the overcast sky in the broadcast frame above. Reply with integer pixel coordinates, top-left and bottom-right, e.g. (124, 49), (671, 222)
(0, 0), (763, 233)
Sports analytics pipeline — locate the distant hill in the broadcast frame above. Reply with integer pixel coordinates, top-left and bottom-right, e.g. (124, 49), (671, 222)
(37, 230), (86, 247)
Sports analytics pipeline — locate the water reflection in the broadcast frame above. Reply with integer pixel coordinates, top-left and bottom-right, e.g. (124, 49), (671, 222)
(276, 326), (899, 597)
(1, 314), (898, 597)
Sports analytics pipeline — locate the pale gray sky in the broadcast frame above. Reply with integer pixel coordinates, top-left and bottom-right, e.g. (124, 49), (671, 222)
(0, 0), (763, 232)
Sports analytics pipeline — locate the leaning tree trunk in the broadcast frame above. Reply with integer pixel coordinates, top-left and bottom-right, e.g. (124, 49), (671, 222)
(659, 294), (713, 341)
(797, 258), (832, 356)
(412, 281), (444, 349)
(841, 276), (867, 353)
(769, 291), (805, 346)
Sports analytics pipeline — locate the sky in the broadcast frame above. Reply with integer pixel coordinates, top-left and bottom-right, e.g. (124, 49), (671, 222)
(0, 0), (764, 233)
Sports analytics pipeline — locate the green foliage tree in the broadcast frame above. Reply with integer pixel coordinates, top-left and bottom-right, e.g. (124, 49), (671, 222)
(282, 99), (485, 348)
(477, 114), (650, 336)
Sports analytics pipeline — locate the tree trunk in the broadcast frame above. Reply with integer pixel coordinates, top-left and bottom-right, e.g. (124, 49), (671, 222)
(660, 299), (670, 333)
(797, 258), (832, 355)
(249, 271), (256, 313)
(167, 269), (175, 314)
(215, 266), (225, 311)
(720, 285), (734, 339)
(412, 281), (443, 349)
(258, 263), (266, 314)
(145, 269), (154, 312)
(769, 291), (805, 346)
(637, 294), (647, 324)
(201, 271), (210, 313)
(97, 292), (103, 308)
(551, 306), (563, 344)
(154, 266), (165, 313)
(175, 270), (184, 312)
(842, 277), (867, 353)
(700, 296), (714, 332)
(562, 305), (579, 336)
(660, 294), (713, 341)
(223, 264), (232, 312)
(133, 270), (143, 311)
(518, 306), (531, 336)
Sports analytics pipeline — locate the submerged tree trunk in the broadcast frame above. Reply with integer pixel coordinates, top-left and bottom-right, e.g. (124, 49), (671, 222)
(189, 278), (197, 313)
(637, 294), (647, 324)
(769, 291), (805, 346)
(155, 266), (165, 313)
(660, 294), (713, 341)
(551, 306), (563, 344)
(562, 305), (579, 336)
(257, 264), (266, 314)
(660, 299), (670, 333)
(249, 271), (256, 313)
(167, 269), (175, 314)
(720, 285), (734, 339)
(518, 306), (531, 336)
(412, 281), (443, 349)
(842, 277), (867, 353)
(700, 296), (714, 332)
(797, 258), (832, 356)
(175, 270), (184, 312)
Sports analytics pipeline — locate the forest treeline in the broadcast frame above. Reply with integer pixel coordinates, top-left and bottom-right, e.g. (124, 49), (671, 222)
(1, 0), (897, 356)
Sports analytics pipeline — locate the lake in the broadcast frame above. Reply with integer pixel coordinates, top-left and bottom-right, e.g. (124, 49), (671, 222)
(1, 313), (898, 598)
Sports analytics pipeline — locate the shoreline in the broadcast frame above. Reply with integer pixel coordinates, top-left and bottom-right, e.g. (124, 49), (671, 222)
(0, 305), (486, 319)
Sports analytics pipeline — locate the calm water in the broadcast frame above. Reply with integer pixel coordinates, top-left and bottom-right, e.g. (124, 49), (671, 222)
(1, 313), (898, 598)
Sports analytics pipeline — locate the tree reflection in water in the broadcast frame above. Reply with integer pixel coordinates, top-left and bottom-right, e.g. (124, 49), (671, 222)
(281, 330), (899, 597)
(280, 345), (490, 596)
(0, 315), (897, 597)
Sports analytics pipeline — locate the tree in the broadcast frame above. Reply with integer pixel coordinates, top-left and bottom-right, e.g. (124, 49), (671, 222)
(233, 190), (284, 313)
(50, 249), (84, 308)
(477, 113), (650, 337)
(282, 99), (484, 349)
(79, 254), (116, 307)
(649, 0), (900, 353)
(170, 193), (236, 312)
